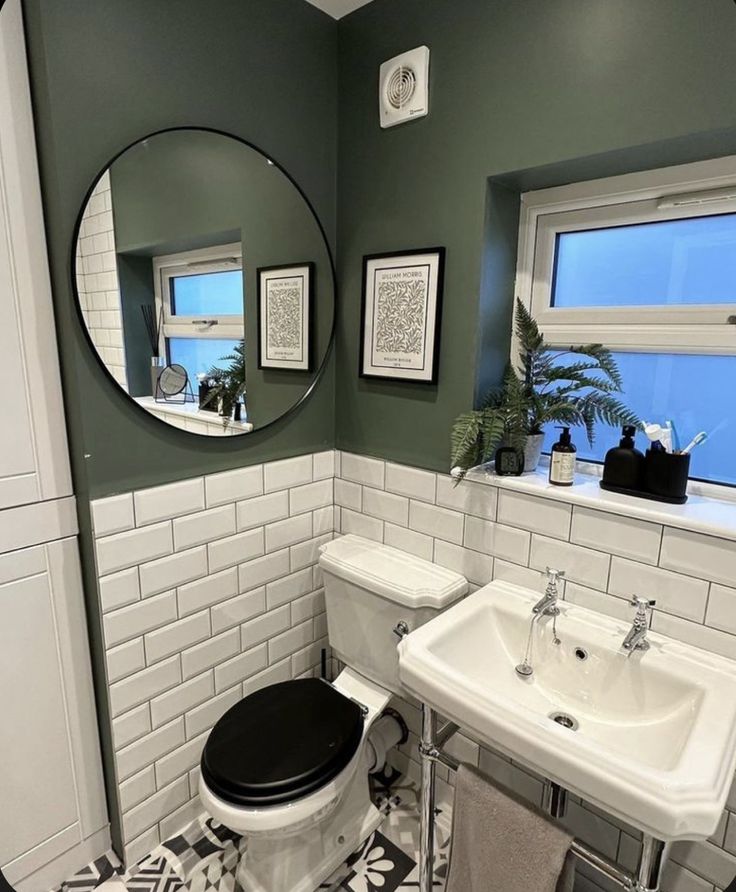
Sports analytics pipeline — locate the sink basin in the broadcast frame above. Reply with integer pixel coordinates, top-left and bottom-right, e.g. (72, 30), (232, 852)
(398, 580), (736, 841)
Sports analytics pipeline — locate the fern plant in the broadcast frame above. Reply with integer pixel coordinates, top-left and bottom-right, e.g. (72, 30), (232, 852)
(203, 340), (246, 427)
(450, 300), (639, 475)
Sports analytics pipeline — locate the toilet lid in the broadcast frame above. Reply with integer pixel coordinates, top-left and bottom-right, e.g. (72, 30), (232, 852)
(201, 678), (364, 807)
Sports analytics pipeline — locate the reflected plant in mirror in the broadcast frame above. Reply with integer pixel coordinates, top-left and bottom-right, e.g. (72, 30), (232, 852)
(73, 128), (335, 437)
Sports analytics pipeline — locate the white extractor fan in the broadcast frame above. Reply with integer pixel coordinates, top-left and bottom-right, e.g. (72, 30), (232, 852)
(379, 46), (430, 128)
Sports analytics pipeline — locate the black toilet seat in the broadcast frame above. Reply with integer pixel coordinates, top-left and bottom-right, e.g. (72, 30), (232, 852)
(200, 678), (365, 807)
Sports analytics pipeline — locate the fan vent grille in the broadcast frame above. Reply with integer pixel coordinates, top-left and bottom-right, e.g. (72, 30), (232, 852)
(386, 65), (417, 109)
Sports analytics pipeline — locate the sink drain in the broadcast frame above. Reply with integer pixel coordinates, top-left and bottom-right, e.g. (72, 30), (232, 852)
(549, 711), (578, 731)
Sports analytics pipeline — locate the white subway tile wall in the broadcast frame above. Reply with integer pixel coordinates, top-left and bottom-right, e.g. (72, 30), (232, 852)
(74, 171), (128, 390)
(91, 452), (334, 863)
(334, 451), (736, 892)
(91, 448), (736, 890)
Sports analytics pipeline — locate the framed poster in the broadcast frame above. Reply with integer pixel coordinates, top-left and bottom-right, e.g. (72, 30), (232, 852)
(360, 248), (445, 383)
(257, 263), (313, 371)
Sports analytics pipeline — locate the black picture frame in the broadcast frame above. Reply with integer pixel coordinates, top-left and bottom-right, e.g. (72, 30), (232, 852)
(359, 247), (445, 384)
(257, 262), (315, 372)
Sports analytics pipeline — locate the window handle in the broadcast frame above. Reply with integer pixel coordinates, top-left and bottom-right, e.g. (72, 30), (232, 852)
(192, 320), (218, 328)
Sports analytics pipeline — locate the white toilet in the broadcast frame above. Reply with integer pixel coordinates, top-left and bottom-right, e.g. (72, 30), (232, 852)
(199, 534), (467, 892)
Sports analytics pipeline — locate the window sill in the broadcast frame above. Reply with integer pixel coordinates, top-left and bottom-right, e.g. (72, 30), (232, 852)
(462, 460), (736, 544)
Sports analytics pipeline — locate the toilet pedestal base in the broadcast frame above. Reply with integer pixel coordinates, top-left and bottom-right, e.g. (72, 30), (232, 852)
(236, 761), (384, 892)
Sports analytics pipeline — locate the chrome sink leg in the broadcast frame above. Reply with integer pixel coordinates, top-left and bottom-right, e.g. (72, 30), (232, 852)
(542, 781), (568, 819)
(419, 704), (437, 892)
(636, 835), (667, 891)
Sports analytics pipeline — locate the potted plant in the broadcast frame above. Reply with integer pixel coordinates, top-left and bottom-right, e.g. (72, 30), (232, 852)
(450, 300), (638, 477)
(203, 340), (246, 428)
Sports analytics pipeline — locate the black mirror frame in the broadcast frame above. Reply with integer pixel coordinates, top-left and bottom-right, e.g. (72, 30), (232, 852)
(69, 125), (337, 439)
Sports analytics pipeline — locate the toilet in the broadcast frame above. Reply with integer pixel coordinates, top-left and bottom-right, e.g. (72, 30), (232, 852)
(199, 534), (468, 892)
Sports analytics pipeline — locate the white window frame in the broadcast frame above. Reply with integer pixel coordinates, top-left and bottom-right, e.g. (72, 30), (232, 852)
(516, 154), (736, 355)
(152, 243), (244, 352)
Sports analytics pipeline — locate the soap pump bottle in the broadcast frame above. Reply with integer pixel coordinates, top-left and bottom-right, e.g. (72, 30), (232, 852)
(549, 426), (576, 487)
(602, 425), (645, 491)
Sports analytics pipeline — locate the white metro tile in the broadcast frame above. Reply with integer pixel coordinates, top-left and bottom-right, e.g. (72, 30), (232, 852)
(205, 465), (263, 508)
(173, 505), (236, 551)
(208, 528), (264, 572)
(362, 487), (409, 526)
(652, 611), (736, 661)
(239, 549), (291, 592)
(100, 567), (140, 613)
(159, 796), (202, 841)
(289, 479), (333, 515)
(706, 583), (736, 635)
(116, 717), (184, 781)
(241, 606), (291, 649)
(185, 686), (241, 740)
(103, 590), (177, 648)
(313, 506), (334, 536)
(236, 491), (289, 531)
(497, 491), (571, 540)
(110, 655), (181, 717)
(341, 508), (383, 542)
(112, 703), (151, 750)
(134, 478), (205, 526)
(211, 586), (266, 634)
(123, 776), (189, 841)
(313, 451), (335, 480)
(181, 628), (240, 680)
(124, 826), (160, 871)
(245, 658), (292, 695)
(409, 501), (464, 545)
(335, 478), (362, 511)
(96, 522), (173, 576)
(292, 590), (325, 624)
(492, 560), (545, 591)
(564, 582), (631, 622)
(608, 557), (708, 622)
(215, 643), (269, 692)
(383, 523), (434, 561)
(91, 493), (135, 537)
(265, 513), (312, 552)
(571, 507), (662, 565)
(434, 540), (492, 586)
(464, 517), (529, 564)
(144, 611), (210, 664)
(341, 453), (385, 488)
(269, 620), (313, 664)
(670, 839), (736, 889)
(266, 568), (314, 609)
(385, 463), (436, 503)
(436, 474), (496, 519)
(155, 733), (208, 789)
(106, 638), (146, 683)
(264, 455), (313, 492)
(177, 567), (238, 617)
(660, 527), (736, 587)
(529, 535), (610, 591)
(290, 534), (332, 571)
(119, 765), (155, 813)
(150, 672), (214, 729)
(139, 546), (208, 597)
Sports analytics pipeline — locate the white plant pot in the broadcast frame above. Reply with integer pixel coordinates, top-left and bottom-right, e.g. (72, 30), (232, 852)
(523, 433), (545, 473)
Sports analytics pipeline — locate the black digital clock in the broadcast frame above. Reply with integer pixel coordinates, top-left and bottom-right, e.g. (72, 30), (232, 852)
(494, 446), (525, 476)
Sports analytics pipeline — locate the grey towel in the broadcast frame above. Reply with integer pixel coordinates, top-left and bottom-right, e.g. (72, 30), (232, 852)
(445, 764), (575, 892)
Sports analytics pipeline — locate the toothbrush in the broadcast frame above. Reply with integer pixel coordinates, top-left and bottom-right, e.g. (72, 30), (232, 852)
(644, 422), (672, 452)
(666, 420), (680, 453)
(681, 431), (708, 455)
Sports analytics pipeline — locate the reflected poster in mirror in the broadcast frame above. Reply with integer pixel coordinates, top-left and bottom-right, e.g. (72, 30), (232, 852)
(73, 128), (335, 437)
(257, 263), (313, 372)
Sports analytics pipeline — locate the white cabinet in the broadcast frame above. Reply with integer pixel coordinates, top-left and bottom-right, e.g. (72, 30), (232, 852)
(0, 2), (110, 888)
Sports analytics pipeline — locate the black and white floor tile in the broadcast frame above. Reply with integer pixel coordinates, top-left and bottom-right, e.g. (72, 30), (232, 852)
(57, 776), (449, 892)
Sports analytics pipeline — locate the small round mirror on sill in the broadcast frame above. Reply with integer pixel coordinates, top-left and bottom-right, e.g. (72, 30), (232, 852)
(72, 127), (335, 437)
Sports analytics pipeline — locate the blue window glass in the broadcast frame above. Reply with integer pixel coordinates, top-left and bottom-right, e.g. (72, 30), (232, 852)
(167, 338), (240, 386)
(171, 270), (243, 316)
(553, 214), (736, 308)
(541, 353), (736, 486)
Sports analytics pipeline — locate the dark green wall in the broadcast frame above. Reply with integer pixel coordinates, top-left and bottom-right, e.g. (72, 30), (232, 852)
(108, 129), (334, 420)
(335, 0), (736, 472)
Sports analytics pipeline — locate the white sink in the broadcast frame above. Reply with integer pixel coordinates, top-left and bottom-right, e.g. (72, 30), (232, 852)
(398, 580), (736, 841)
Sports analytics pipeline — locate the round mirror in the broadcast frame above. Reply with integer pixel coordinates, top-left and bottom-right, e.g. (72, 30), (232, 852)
(73, 128), (335, 437)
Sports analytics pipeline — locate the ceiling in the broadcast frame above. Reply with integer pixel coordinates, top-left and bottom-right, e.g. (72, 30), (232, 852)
(304, 0), (374, 19)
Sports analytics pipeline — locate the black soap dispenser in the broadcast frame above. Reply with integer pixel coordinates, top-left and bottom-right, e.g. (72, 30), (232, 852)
(549, 426), (576, 487)
(602, 425), (645, 491)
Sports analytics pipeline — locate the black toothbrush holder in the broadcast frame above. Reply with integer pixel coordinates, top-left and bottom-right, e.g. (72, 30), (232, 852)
(643, 449), (690, 503)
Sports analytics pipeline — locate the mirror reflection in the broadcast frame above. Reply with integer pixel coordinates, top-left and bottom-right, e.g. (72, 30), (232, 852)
(74, 128), (334, 436)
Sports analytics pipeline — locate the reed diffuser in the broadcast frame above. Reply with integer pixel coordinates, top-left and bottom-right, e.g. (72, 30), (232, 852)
(141, 304), (164, 397)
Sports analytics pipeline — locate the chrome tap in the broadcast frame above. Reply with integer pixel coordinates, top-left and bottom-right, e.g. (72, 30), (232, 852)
(532, 568), (565, 616)
(621, 596), (656, 653)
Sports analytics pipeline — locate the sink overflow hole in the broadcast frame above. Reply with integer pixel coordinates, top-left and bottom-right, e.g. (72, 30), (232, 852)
(549, 711), (579, 731)
(574, 647), (588, 661)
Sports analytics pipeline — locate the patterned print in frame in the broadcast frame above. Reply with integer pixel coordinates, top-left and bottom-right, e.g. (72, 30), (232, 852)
(257, 262), (313, 371)
(360, 248), (445, 383)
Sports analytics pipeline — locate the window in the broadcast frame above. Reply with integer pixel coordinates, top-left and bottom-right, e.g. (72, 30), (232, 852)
(517, 156), (736, 487)
(153, 244), (244, 384)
